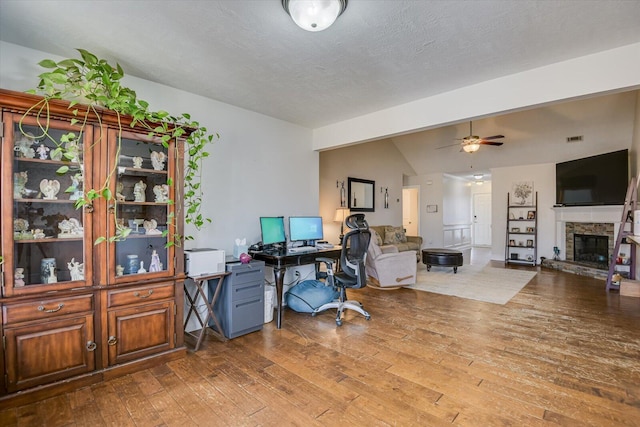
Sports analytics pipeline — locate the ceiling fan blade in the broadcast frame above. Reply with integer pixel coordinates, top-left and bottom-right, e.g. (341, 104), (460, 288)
(482, 135), (504, 140)
(479, 141), (504, 146)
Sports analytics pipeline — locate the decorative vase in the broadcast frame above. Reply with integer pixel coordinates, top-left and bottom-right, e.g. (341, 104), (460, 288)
(40, 258), (57, 284)
(125, 254), (139, 275)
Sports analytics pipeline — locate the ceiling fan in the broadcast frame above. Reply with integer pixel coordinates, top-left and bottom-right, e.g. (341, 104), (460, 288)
(439, 121), (505, 153)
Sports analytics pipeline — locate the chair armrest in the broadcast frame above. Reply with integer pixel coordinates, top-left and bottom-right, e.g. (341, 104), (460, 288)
(380, 245), (399, 254)
(406, 235), (423, 246)
(374, 251), (415, 262)
(316, 257), (335, 265)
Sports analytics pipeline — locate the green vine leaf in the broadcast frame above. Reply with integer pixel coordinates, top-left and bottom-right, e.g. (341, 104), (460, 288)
(24, 48), (217, 247)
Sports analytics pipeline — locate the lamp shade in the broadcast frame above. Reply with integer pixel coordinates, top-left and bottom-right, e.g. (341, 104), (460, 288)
(334, 207), (350, 222)
(282, 0), (348, 32)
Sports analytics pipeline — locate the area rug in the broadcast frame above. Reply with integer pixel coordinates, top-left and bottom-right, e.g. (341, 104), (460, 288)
(407, 263), (537, 305)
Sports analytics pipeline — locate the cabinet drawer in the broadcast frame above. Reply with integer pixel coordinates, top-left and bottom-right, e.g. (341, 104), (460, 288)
(3, 294), (94, 325)
(228, 263), (265, 286)
(107, 282), (175, 308)
(229, 280), (263, 301)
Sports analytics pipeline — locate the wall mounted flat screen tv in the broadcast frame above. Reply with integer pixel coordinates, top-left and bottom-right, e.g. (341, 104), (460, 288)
(289, 216), (323, 244)
(260, 216), (286, 246)
(556, 149), (629, 206)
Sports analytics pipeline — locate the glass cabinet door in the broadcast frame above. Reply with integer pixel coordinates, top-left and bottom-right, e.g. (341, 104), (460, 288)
(2, 113), (93, 296)
(107, 129), (176, 283)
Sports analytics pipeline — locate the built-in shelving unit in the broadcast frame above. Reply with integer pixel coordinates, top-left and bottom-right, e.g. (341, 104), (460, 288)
(505, 191), (538, 266)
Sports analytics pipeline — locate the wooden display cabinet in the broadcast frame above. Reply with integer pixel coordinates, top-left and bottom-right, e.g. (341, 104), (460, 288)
(0, 89), (186, 405)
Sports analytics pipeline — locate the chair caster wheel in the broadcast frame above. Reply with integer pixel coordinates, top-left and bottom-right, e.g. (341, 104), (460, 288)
(311, 312), (317, 317)
(365, 315), (371, 321)
(336, 319), (342, 326)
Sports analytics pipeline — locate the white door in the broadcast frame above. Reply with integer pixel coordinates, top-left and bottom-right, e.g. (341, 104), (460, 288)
(402, 187), (419, 236)
(473, 193), (492, 246)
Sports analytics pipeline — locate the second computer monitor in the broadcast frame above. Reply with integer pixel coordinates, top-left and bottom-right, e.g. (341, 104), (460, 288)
(289, 216), (323, 245)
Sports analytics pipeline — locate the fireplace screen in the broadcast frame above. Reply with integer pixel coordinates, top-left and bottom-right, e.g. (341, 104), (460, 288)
(574, 234), (609, 266)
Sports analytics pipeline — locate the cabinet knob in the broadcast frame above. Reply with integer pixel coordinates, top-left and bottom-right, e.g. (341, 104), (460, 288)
(86, 341), (97, 351)
(107, 336), (118, 346)
(37, 303), (64, 313)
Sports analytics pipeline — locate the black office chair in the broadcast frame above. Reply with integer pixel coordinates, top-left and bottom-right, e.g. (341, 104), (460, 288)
(313, 214), (372, 326)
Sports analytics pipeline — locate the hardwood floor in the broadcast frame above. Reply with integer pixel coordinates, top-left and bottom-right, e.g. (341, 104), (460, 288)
(1, 262), (639, 426)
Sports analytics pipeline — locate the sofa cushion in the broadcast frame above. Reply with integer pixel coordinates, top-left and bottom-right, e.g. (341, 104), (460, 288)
(384, 226), (407, 244)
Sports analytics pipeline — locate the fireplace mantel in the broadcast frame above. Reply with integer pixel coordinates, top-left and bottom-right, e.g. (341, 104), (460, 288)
(553, 205), (623, 261)
(552, 205), (623, 223)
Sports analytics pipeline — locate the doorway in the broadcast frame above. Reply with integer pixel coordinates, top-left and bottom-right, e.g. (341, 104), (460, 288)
(402, 186), (420, 236)
(472, 192), (492, 246)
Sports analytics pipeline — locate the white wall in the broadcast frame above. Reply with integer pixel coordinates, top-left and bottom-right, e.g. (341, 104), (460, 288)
(442, 176), (471, 225)
(407, 173), (444, 248)
(490, 163), (556, 262)
(0, 42), (318, 255)
(319, 138), (415, 243)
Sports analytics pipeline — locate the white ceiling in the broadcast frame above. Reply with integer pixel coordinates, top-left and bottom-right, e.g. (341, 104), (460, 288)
(1, 1), (640, 129)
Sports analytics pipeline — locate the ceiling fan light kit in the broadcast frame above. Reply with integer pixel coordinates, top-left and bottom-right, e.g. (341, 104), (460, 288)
(282, 0), (348, 32)
(462, 141), (481, 153)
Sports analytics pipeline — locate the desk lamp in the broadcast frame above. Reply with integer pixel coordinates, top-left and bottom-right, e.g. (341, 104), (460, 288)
(334, 207), (350, 243)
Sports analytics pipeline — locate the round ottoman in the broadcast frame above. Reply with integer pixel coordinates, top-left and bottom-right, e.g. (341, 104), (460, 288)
(422, 248), (463, 273)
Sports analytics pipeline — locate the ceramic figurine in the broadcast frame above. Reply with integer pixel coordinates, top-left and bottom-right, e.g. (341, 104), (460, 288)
(137, 261), (147, 274)
(149, 250), (162, 272)
(143, 219), (162, 235)
(13, 133), (35, 158)
(58, 218), (84, 238)
(153, 184), (169, 203)
(132, 156), (143, 168)
(68, 258), (84, 281)
(14, 268), (25, 287)
(150, 151), (166, 171)
(40, 179), (61, 200)
(13, 171), (28, 199)
(134, 180), (146, 202)
(65, 140), (81, 163)
(116, 264), (124, 277)
(32, 229), (45, 239)
(116, 181), (126, 201)
(69, 173), (83, 201)
(36, 144), (50, 159)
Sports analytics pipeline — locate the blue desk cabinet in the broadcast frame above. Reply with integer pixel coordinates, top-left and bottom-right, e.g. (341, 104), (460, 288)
(208, 260), (265, 338)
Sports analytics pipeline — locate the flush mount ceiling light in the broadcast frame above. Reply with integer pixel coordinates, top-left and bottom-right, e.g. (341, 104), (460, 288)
(282, 0), (348, 32)
(473, 173), (484, 180)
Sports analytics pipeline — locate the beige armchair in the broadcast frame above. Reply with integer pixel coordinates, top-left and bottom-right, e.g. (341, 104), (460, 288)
(366, 229), (417, 289)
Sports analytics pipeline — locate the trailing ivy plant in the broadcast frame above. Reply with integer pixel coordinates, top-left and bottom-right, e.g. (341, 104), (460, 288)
(20, 49), (215, 246)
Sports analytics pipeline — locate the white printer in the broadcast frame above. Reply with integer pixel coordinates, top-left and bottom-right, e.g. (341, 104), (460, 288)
(184, 248), (226, 276)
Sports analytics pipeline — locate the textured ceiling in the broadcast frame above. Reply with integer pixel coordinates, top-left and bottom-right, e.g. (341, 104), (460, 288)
(1, 1), (640, 128)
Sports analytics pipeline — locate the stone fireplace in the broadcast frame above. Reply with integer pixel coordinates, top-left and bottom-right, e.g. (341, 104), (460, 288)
(550, 206), (623, 277)
(565, 222), (614, 268)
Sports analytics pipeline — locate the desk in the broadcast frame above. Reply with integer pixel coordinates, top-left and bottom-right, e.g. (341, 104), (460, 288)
(251, 247), (341, 329)
(183, 271), (230, 351)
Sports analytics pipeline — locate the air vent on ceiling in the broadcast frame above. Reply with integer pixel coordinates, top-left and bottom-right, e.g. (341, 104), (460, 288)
(566, 135), (583, 143)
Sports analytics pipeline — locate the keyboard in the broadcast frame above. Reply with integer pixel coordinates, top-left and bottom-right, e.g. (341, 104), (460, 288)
(316, 243), (334, 249)
(288, 246), (318, 254)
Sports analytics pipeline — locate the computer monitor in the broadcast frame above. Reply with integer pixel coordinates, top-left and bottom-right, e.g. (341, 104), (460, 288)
(289, 216), (323, 245)
(260, 216), (286, 246)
